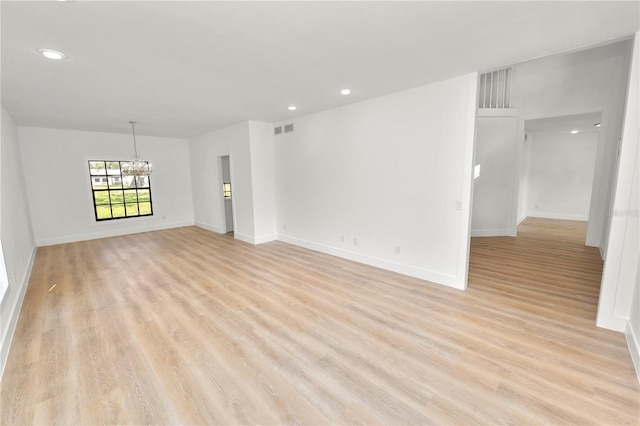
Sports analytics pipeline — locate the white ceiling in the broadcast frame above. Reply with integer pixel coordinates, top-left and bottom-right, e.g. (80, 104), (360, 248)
(524, 112), (602, 135)
(2, 1), (638, 139)
(525, 112), (603, 137)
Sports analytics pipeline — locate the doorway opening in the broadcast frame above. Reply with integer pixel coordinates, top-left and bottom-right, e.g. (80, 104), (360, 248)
(220, 155), (234, 235)
(519, 111), (601, 243)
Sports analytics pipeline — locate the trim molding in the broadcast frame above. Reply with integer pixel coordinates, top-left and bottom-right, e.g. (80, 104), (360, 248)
(194, 224), (276, 245)
(234, 232), (255, 245)
(471, 228), (512, 237)
(625, 322), (640, 383)
(254, 234), (276, 244)
(194, 221), (222, 234)
(596, 313), (627, 332)
(526, 212), (589, 222)
(277, 234), (462, 289)
(1, 245), (37, 378)
(599, 245), (606, 260)
(36, 220), (194, 246)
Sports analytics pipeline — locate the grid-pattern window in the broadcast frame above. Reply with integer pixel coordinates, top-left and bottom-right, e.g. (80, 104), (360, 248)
(88, 161), (153, 221)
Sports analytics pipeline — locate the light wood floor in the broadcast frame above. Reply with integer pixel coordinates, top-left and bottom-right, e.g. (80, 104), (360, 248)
(1, 218), (638, 424)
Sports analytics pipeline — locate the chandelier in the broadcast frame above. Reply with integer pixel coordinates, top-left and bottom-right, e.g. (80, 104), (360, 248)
(121, 121), (152, 177)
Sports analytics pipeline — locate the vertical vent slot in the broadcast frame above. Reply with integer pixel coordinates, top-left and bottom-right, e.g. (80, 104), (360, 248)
(274, 126), (283, 135)
(478, 67), (513, 109)
(284, 123), (294, 133)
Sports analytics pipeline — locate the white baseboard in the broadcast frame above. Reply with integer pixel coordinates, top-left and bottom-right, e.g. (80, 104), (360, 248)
(194, 221), (222, 234)
(471, 228), (511, 237)
(234, 232), (255, 245)
(1, 245), (37, 379)
(195, 225), (275, 245)
(36, 220), (195, 246)
(626, 322), (640, 384)
(527, 212), (589, 222)
(254, 234), (276, 244)
(277, 234), (462, 290)
(596, 313), (627, 333)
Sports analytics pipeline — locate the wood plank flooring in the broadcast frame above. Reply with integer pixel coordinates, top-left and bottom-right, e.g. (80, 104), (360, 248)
(1, 218), (638, 424)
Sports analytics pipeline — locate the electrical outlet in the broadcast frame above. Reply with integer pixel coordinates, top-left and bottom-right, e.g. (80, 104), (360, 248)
(395, 246), (401, 255)
(455, 200), (462, 211)
(353, 237), (358, 246)
(340, 235), (345, 243)
(283, 224), (287, 231)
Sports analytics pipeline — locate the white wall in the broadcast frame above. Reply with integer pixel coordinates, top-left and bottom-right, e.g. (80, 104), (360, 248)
(524, 131), (598, 221)
(189, 120), (277, 245)
(249, 121), (277, 243)
(518, 135), (531, 223)
(627, 261), (640, 382)
(512, 40), (632, 250)
(18, 126), (194, 246)
(1, 107), (36, 376)
(274, 73), (478, 289)
(471, 114), (519, 236)
(189, 121), (256, 243)
(597, 32), (639, 341)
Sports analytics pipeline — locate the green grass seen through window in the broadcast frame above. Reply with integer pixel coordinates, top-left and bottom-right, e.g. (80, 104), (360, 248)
(89, 160), (153, 221)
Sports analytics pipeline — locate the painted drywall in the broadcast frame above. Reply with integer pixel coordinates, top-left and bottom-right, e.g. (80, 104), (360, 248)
(524, 131), (598, 221)
(189, 121), (256, 243)
(626, 260), (640, 382)
(1, 107), (36, 376)
(597, 32), (639, 333)
(189, 120), (277, 245)
(518, 135), (531, 223)
(274, 73), (478, 289)
(248, 121), (277, 244)
(17, 126), (194, 246)
(511, 39), (632, 250)
(471, 114), (519, 236)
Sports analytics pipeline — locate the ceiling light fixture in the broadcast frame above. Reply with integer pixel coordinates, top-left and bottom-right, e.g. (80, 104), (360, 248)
(570, 130), (579, 134)
(340, 88), (352, 95)
(38, 49), (66, 60)
(121, 121), (152, 177)
(288, 105), (297, 111)
(594, 123), (601, 127)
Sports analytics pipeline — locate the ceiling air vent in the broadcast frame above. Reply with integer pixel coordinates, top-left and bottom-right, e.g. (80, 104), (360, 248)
(274, 126), (283, 135)
(478, 67), (513, 109)
(284, 123), (294, 133)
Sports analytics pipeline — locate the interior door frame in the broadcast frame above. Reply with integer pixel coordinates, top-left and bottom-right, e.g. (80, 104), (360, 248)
(217, 154), (236, 235)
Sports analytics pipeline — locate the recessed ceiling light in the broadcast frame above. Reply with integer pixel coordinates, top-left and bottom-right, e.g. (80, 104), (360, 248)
(288, 105), (297, 111)
(594, 123), (601, 127)
(38, 49), (66, 60)
(339, 88), (352, 95)
(570, 130), (579, 134)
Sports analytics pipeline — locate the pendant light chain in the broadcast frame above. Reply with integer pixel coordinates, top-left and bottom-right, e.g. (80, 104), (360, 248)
(130, 121), (139, 157)
(122, 120), (152, 176)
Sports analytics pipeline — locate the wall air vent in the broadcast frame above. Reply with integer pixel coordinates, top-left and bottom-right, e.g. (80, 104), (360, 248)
(274, 126), (283, 135)
(478, 67), (513, 109)
(284, 123), (294, 133)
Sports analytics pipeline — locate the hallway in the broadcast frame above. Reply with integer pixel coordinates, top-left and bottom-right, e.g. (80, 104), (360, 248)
(469, 217), (604, 323)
